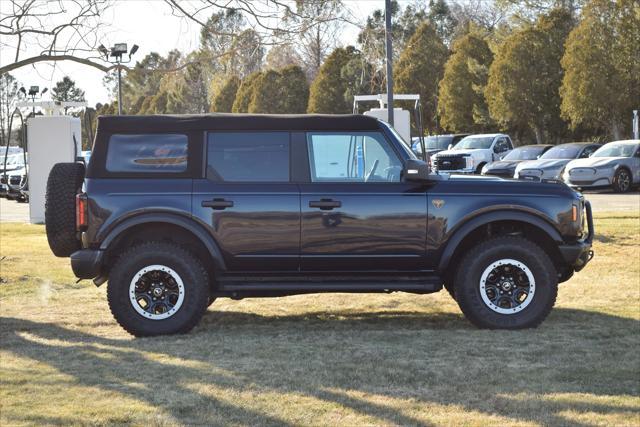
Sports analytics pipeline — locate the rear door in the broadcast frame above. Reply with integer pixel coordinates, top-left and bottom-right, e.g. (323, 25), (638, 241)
(299, 131), (428, 271)
(192, 132), (299, 271)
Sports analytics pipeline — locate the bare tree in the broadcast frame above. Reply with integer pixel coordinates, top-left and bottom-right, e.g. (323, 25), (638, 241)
(0, 0), (353, 75)
(0, 0), (113, 73)
(292, 0), (344, 80)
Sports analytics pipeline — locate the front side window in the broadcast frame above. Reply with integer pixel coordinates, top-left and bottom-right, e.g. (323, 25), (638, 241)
(106, 134), (188, 173)
(580, 145), (600, 158)
(307, 132), (402, 183)
(207, 132), (289, 182)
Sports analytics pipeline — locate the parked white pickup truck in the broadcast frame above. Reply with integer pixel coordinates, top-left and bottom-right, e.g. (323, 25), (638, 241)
(433, 134), (513, 174)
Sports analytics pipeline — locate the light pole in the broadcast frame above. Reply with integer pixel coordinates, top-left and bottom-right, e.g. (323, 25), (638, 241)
(384, 0), (394, 126)
(19, 86), (48, 114)
(99, 43), (139, 115)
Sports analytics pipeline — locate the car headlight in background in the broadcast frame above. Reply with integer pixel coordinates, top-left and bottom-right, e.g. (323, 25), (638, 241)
(464, 156), (474, 169)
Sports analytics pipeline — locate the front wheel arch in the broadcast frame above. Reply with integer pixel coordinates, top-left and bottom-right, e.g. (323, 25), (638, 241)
(438, 214), (565, 288)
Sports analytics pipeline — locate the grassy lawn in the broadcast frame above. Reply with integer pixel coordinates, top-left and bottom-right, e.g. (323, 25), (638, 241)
(1, 212), (639, 426)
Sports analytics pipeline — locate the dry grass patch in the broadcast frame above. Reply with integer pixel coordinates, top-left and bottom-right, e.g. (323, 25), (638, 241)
(1, 212), (639, 426)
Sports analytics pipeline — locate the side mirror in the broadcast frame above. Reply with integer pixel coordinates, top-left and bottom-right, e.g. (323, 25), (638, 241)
(447, 144), (453, 150)
(403, 159), (430, 182)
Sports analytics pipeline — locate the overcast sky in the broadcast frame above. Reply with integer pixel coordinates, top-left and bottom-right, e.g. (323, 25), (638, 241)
(2, 0), (389, 107)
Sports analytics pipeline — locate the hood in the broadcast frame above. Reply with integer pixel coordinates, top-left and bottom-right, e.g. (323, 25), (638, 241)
(436, 148), (480, 157)
(425, 148), (444, 157)
(516, 158), (571, 171)
(8, 167), (27, 176)
(566, 157), (620, 169)
(485, 160), (521, 170)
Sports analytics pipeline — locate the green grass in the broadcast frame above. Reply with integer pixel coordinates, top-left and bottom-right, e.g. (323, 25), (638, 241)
(1, 213), (639, 426)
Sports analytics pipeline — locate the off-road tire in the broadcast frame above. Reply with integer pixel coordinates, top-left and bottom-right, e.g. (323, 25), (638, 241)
(612, 168), (632, 193)
(454, 236), (557, 329)
(45, 162), (85, 257)
(107, 242), (209, 337)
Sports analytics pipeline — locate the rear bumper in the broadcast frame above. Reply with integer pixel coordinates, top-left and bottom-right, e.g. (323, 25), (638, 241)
(558, 200), (594, 272)
(70, 249), (104, 279)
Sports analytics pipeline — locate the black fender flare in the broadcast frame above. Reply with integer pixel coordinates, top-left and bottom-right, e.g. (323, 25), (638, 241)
(99, 212), (226, 271)
(437, 209), (563, 273)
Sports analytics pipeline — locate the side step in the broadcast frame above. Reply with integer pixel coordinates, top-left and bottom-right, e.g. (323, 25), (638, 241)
(215, 274), (442, 294)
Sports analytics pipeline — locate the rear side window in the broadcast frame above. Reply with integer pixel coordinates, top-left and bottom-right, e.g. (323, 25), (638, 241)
(106, 134), (188, 173)
(207, 132), (289, 182)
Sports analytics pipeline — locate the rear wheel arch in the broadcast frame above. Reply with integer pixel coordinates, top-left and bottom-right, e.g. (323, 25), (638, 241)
(100, 214), (226, 275)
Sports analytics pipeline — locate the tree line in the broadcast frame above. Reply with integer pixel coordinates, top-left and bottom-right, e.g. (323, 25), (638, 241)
(2, 0), (638, 147)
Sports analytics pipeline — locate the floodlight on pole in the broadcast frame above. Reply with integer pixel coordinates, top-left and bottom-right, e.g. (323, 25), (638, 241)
(99, 42), (139, 115)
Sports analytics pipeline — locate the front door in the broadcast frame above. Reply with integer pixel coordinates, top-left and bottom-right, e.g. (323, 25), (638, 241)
(192, 131), (299, 271)
(300, 131), (427, 271)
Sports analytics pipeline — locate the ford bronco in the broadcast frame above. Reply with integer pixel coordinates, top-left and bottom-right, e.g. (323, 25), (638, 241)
(45, 114), (594, 336)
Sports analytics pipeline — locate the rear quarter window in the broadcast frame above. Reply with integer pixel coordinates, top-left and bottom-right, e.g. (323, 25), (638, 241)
(106, 134), (188, 173)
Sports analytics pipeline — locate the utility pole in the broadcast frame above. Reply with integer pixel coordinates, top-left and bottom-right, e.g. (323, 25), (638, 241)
(384, 0), (394, 126)
(633, 110), (639, 140)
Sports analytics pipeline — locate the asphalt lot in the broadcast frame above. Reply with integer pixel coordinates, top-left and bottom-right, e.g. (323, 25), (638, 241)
(1, 190), (638, 223)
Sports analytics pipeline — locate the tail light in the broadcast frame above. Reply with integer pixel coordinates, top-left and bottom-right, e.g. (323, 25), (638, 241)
(572, 204), (578, 222)
(76, 193), (88, 231)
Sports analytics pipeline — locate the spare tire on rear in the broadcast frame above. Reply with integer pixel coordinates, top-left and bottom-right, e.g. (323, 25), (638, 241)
(45, 162), (85, 257)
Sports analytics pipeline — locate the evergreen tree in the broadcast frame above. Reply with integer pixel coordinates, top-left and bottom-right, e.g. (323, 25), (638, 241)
(438, 30), (493, 132)
(560, 0), (640, 139)
(248, 69), (283, 113)
(486, 8), (574, 143)
(307, 47), (357, 114)
(278, 65), (309, 114)
(211, 76), (241, 112)
(52, 76), (86, 113)
(232, 71), (262, 113)
(394, 22), (449, 133)
(428, 0), (458, 45)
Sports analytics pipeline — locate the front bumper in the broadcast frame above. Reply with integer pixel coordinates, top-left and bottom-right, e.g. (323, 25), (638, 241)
(564, 175), (612, 188)
(437, 167), (475, 174)
(558, 200), (594, 272)
(70, 249), (104, 279)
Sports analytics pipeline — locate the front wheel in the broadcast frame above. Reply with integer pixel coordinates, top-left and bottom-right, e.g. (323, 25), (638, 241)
(107, 242), (209, 336)
(612, 168), (632, 193)
(454, 236), (557, 329)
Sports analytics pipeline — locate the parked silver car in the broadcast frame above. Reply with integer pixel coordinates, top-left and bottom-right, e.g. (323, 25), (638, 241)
(562, 140), (640, 193)
(514, 142), (601, 182)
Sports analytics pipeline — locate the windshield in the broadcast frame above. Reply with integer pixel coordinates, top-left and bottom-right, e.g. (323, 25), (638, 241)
(424, 136), (453, 150)
(592, 143), (638, 158)
(540, 145), (581, 159)
(454, 136), (494, 150)
(4, 155), (24, 166)
(381, 121), (416, 159)
(503, 146), (547, 161)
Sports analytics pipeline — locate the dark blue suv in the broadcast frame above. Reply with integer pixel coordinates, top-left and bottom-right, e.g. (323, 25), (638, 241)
(45, 114), (594, 336)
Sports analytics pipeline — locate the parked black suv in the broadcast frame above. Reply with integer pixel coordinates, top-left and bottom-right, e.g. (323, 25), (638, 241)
(45, 114), (594, 336)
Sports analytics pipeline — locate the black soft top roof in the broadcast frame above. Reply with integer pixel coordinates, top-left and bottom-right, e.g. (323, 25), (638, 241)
(97, 113), (381, 133)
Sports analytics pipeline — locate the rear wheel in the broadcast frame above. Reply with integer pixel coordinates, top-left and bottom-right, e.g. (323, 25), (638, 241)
(107, 242), (209, 336)
(612, 168), (631, 193)
(454, 236), (557, 329)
